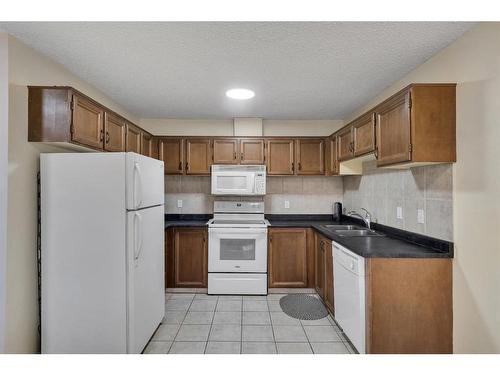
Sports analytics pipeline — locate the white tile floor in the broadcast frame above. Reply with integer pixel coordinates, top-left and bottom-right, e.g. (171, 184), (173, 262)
(143, 292), (355, 354)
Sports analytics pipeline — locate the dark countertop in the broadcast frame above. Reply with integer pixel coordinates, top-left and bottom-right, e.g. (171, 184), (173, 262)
(164, 214), (210, 228)
(164, 214), (453, 259)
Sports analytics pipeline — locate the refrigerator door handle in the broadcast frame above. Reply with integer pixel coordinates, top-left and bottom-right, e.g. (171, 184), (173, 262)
(134, 212), (144, 262)
(133, 162), (143, 209)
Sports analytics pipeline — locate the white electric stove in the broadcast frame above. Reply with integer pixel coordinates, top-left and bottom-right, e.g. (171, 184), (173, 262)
(207, 201), (270, 295)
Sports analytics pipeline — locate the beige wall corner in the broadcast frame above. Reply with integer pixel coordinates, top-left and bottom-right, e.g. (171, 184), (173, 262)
(0, 32), (9, 354)
(345, 22), (500, 353)
(5, 35), (140, 353)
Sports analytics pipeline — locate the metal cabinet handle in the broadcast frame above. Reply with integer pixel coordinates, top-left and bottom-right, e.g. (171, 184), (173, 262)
(179, 161), (182, 170)
(374, 147), (379, 159)
(106, 131), (110, 144)
(291, 162), (294, 172)
(298, 162), (302, 171)
(234, 151), (237, 160)
(186, 162), (189, 170)
(99, 129), (104, 142)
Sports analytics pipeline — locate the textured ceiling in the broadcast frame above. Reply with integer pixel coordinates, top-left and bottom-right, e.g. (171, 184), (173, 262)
(1, 22), (473, 119)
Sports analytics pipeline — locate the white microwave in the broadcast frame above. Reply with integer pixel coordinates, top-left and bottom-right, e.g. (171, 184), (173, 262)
(211, 165), (266, 196)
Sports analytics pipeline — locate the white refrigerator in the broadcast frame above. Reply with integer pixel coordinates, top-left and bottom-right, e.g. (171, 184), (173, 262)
(40, 152), (165, 354)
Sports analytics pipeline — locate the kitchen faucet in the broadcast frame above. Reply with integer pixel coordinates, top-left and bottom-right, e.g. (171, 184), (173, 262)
(347, 208), (372, 229)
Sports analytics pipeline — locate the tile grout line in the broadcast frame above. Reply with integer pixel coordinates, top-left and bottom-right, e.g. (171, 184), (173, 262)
(167, 294), (195, 354)
(267, 296), (278, 353)
(204, 294), (219, 354)
(240, 297), (243, 354)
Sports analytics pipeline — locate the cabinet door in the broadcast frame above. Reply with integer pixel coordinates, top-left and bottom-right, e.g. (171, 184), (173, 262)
(240, 139), (265, 164)
(151, 137), (160, 160)
(71, 94), (104, 149)
(165, 228), (175, 288)
(159, 138), (184, 174)
(325, 136), (339, 175)
(266, 139), (295, 175)
(186, 139), (212, 175)
(324, 238), (334, 313)
(296, 139), (324, 175)
(376, 90), (411, 166)
(126, 123), (142, 154)
(337, 126), (354, 161)
(141, 132), (152, 157)
(353, 112), (376, 157)
(103, 112), (126, 152)
(213, 139), (238, 164)
(174, 228), (207, 287)
(268, 228), (307, 288)
(315, 235), (325, 299)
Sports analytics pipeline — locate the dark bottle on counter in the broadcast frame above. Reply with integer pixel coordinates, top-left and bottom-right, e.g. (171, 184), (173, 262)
(333, 202), (342, 221)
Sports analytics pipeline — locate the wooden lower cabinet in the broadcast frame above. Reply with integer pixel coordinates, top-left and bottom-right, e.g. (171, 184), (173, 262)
(323, 237), (334, 313)
(314, 233), (334, 313)
(365, 258), (452, 353)
(268, 228), (308, 288)
(165, 227), (207, 288)
(268, 227), (316, 288)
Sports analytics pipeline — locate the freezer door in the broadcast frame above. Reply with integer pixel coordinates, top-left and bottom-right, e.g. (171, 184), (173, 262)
(126, 152), (164, 210)
(126, 205), (165, 353)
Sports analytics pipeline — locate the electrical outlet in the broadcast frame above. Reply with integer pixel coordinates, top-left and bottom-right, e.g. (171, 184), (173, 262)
(177, 200), (183, 208)
(417, 209), (425, 224)
(396, 206), (403, 219)
(284, 200), (290, 209)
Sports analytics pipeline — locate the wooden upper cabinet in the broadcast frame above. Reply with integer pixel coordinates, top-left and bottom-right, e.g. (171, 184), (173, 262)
(213, 139), (238, 164)
(325, 136), (339, 175)
(375, 84), (456, 167)
(268, 228), (308, 288)
(375, 90), (411, 166)
(125, 123), (142, 154)
(186, 138), (212, 175)
(353, 112), (376, 157)
(150, 137), (160, 160)
(337, 126), (354, 161)
(240, 139), (265, 165)
(103, 112), (126, 152)
(296, 139), (324, 175)
(173, 228), (207, 288)
(71, 94), (104, 149)
(266, 139), (295, 175)
(141, 132), (153, 157)
(159, 138), (184, 174)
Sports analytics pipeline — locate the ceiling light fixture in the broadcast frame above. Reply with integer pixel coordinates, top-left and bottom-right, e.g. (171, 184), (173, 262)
(226, 88), (255, 100)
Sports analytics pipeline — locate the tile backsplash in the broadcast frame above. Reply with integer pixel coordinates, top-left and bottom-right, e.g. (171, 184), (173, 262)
(343, 162), (453, 241)
(165, 175), (343, 215)
(165, 163), (453, 242)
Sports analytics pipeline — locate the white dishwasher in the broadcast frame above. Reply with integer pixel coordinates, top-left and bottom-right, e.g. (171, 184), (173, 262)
(333, 241), (366, 354)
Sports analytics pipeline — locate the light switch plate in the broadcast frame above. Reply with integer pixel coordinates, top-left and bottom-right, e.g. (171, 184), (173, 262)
(284, 200), (290, 209)
(417, 209), (425, 224)
(177, 200), (183, 208)
(397, 206), (403, 219)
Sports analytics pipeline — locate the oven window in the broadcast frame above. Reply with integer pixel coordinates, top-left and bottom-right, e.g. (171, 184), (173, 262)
(220, 239), (256, 261)
(217, 176), (247, 190)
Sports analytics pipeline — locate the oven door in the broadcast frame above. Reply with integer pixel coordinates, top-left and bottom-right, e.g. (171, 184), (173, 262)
(211, 171), (255, 195)
(208, 227), (267, 273)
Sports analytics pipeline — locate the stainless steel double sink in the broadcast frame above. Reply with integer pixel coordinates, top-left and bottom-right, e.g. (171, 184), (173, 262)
(321, 224), (385, 237)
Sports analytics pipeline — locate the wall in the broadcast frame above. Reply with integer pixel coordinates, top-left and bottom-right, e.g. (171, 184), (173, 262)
(165, 175), (343, 215)
(344, 23), (500, 353)
(141, 118), (343, 137)
(5, 36), (139, 353)
(0, 32), (8, 353)
(343, 162), (453, 241)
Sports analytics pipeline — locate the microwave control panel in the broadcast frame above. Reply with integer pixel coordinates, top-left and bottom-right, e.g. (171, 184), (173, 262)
(254, 173), (266, 194)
